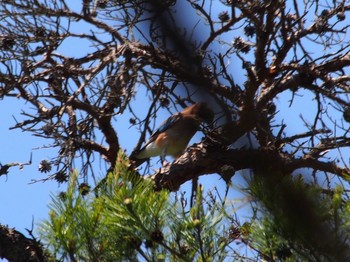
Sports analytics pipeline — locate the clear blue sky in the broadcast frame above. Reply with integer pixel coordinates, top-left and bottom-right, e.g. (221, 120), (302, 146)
(0, 97), (61, 233)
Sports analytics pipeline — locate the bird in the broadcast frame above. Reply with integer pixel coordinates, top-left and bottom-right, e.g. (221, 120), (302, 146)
(130, 102), (214, 166)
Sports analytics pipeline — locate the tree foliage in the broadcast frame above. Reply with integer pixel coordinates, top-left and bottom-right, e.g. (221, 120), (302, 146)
(1, 0), (350, 260)
(40, 152), (235, 261)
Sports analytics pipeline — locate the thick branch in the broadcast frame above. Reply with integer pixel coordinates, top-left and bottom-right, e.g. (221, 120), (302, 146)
(0, 225), (51, 262)
(153, 141), (348, 191)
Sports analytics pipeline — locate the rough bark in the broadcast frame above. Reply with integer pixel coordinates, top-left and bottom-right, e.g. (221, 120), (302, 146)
(0, 225), (51, 262)
(154, 139), (348, 191)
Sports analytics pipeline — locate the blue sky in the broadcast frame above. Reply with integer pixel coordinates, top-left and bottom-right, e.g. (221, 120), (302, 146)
(0, 97), (61, 232)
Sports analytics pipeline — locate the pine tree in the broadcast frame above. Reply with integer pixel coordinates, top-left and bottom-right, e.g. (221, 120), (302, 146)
(1, 1), (350, 260)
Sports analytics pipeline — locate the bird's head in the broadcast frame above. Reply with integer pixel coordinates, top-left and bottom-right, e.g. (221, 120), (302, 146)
(184, 102), (214, 124)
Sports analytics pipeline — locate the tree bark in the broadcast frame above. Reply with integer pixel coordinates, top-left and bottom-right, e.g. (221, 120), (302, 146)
(0, 224), (51, 262)
(154, 139), (348, 191)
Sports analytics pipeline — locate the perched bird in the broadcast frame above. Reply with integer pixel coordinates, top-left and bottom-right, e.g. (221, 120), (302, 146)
(131, 103), (214, 166)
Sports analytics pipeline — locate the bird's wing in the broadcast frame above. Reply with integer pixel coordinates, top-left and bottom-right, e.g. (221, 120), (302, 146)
(144, 113), (182, 147)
